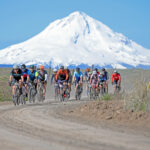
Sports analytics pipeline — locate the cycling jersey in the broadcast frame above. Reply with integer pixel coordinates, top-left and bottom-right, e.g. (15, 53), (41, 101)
(28, 70), (38, 81)
(22, 69), (29, 82)
(99, 74), (107, 82)
(91, 74), (99, 84)
(11, 69), (23, 81)
(37, 70), (48, 82)
(74, 71), (83, 82)
(84, 71), (88, 77)
(111, 73), (121, 84)
(103, 71), (109, 80)
(84, 71), (92, 81)
(56, 70), (69, 81)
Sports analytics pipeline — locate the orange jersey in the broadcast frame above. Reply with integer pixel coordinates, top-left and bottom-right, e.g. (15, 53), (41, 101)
(56, 69), (69, 81)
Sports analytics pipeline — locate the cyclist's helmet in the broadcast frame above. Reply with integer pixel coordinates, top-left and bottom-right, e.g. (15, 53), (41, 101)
(114, 70), (118, 73)
(13, 65), (19, 69)
(60, 66), (64, 70)
(86, 68), (90, 72)
(40, 65), (44, 70)
(93, 70), (97, 75)
(102, 68), (105, 71)
(30, 65), (34, 69)
(76, 67), (80, 72)
(94, 68), (98, 72)
(21, 64), (26, 69)
(53, 68), (57, 73)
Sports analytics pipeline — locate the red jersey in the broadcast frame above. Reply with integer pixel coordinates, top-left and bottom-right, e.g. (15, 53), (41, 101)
(111, 73), (121, 84)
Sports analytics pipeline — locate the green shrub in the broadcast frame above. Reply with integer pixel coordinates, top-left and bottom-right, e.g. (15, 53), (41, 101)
(100, 94), (112, 101)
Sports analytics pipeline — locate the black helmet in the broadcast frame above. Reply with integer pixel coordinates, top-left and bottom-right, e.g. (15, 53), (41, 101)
(102, 68), (105, 71)
(60, 66), (64, 70)
(21, 64), (26, 69)
(30, 65), (34, 69)
(76, 67), (80, 72)
(94, 68), (98, 72)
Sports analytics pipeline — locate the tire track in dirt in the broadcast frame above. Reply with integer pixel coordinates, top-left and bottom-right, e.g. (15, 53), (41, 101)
(0, 100), (150, 150)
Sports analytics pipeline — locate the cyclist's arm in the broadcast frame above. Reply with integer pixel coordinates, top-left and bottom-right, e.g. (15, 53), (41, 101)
(9, 75), (13, 82)
(21, 76), (24, 82)
(90, 75), (92, 84)
(118, 75), (121, 84)
(45, 73), (48, 81)
(111, 75), (114, 84)
(55, 71), (60, 81)
(65, 72), (69, 81)
(80, 72), (83, 82)
(50, 74), (54, 84)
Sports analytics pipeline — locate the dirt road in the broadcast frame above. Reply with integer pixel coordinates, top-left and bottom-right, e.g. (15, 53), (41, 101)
(0, 99), (149, 150)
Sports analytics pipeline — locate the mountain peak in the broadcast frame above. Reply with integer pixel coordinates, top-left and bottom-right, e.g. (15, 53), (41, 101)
(69, 11), (87, 17)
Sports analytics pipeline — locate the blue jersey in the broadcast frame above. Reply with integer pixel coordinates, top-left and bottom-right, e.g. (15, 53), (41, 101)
(84, 71), (88, 77)
(74, 71), (83, 81)
(28, 70), (37, 81)
(99, 75), (106, 82)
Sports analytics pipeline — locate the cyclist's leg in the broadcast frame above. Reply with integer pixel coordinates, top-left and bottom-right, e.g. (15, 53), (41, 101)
(12, 85), (16, 97)
(106, 80), (108, 93)
(43, 81), (47, 98)
(113, 81), (117, 92)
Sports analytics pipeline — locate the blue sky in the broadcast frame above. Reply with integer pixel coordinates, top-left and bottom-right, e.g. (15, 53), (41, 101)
(0, 0), (150, 50)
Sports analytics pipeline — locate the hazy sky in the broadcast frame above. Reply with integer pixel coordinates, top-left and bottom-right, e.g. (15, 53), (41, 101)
(0, 0), (150, 49)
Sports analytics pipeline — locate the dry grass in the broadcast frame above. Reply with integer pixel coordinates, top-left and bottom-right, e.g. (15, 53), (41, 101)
(124, 79), (150, 112)
(0, 68), (12, 101)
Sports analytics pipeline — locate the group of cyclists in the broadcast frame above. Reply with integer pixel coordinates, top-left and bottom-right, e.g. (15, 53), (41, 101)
(51, 66), (121, 99)
(9, 64), (48, 102)
(9, 64), (121, 104)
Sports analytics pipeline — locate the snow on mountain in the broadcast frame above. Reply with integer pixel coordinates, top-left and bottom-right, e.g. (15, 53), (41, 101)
(0, 11), (150, 69)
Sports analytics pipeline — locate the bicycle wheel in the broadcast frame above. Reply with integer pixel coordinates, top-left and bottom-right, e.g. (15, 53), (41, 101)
(28, 87), (32, 103)
(32, 87), (36, 103)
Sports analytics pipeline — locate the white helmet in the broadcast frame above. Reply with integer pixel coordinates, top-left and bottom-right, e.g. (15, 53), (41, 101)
(93, 71), (97, 75)
(53, 68), (57, 72)
(114, 70), (118, 73)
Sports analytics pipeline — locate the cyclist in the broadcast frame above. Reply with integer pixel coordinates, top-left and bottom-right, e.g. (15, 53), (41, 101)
(84, 68), (90, 81)
(102, 68), (109, 93)
(90, 70), (99, 93)
(99, 72), (107, 93)
(65, 66), (72, 97)
(84, 68), (92, 95)
(56, 66), (69, 94)
(50, 68), (58, 84)
(111, 70), (121, 92)
(28, 65), (38, 92)
(73, 67), (83, 93)
(9, 65), (23, 99)
(21, 64), (29, 97)
(94, 68), (100, 75)
(37, 65), (48, 100)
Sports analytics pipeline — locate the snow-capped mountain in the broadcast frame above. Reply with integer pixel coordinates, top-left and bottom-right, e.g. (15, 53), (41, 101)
(0, 11), (150, 69)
